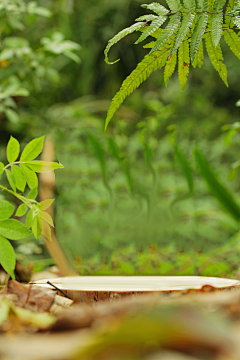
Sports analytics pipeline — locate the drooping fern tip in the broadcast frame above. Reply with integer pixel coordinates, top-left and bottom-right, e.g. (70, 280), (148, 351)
(104, 0), (240, 129)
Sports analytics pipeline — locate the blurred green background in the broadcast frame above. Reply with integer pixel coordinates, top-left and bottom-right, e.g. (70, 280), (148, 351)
(1, 0), (240, 278)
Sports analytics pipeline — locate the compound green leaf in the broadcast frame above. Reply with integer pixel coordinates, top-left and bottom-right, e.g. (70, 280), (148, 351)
(178, 40), (190, 92)
(141, 3), (169, 15)
(0, 236), (15, 278)
(24, 160), (64, 173)
(150, 12), (181, 54)
(135, 15), (158, 22)
(0, 200), (14, 221)
(190, 13), (208, 60)
(135, 16), (167, 44)
(0, 219), (31, 240)
(20, 136), (45, 162)
(6, 169), (16, 192)
(224, 29), (240, 59)
(164, 51), (177, 86)
(212, 12), (223, 47)
(205, 32), (228, 86)
(171, 13), (195, 54)
(15, 204), (28, 217)
(7, 136), (20, 163)
(21, 164), (38, 189)
(166, 0), (181, 11)
(104, 23), (143, 65)
(192, 40), (204, 67)
(12, 165), (26, 192)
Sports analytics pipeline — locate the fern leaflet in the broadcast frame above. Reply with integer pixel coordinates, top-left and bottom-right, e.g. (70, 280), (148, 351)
(141, 3), (169, 15)
(164, 51), (177, 86)
(196, 0), (208, 10)
(190, 13), (208, 60)
(171, 13), (195, 54)
(192, 40), (204, 67)
(105, 48), (170, 129)
(183, 0), (196, 10)
(233, 15), (240, 29)
(166, 0), (182, 11)
(135, 16), (167, 44)
(135, 15), (158, 22)
(224, 29), (240, 59)
(104, 23), (143, 64)
(212, 11), (223, 47)
(205, 32), (228, 86)
(150, 12), (181, 53)
(178, 40), (190, 92)
(213, 0), (227, 11)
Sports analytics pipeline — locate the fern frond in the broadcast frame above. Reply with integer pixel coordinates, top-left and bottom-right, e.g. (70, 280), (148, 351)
(196, 0), (208, 10)
(192, 40), (204, 67)
(190, 13), (208, 60)
(225, 0), (237, 26)
(166, 0), (182, 11)
(105, 48), (170, 128)
(233, 15), (240, 29)
(150, 12), (181, 53)
(171, 13), (195, 54)
(164, 51), (177, 86)
(135, 16), (167, 44)
(211, 11), (223, 47)
(205, 32), (228, 86)
(104, 23), (143, 64)
(135, 15), (158, 22)
(224, 29), (240, 59)
(141, 3), (169, 15)
(213, 0), (227, 11)
(183, 0), (196, 10)
(178, 40), (190, 92)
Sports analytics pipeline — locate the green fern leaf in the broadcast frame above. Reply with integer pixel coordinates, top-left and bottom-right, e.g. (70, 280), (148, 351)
(143, 41), (156, 48)
(171, 13), (195, 54)
(164, 51), (177, 86)
(224, 29), (240, 60)
(183, 0), (196, 10)
(196, 0), (208, 10)
(211, 12), (223, 47)
(225, 0), (238, 26)
(205, 32), (228, 86)
(135, 16), (167, 44)
(178, 40), (190, 92)
(135, 15), (158, 22)
(192, 40), (204, 67)
(141, 3), (169, 15)
(104, 23), (143, 64)
(208, 0), (216, 11)
(213, 0), (227, 10)
(166, 0), (182, 11)
(105, 48), (170, 128)
(233, 15), (240, 29)
(190, 13), (208, 60)
(150, 12), (181, 53)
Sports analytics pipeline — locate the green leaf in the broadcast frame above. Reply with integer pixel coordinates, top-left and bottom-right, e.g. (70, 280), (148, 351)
(224, 29), (240, 60)
(0, 200), (14, 220)
(190, 13), (208, 60)
(211, 12), (223, 47)
(32, 215), (42, 239)
(0, 219), (31, 240)
(39, 211), (54, 227)
(205, 32), (228, 86)
(178, 40), (190, 92)
(6, 169), (16, 192)
(41, 220), (52, 241)
(166, 0), (181, 11)
(194, 148), (240, 222)
(192, 40), (204, 67)
(141, 3), (169, 15)
(39, 199), (54, 210)
(105, 46), (170, 128)
(104, 23), (143, 65)
(233, 15), (240, 29)
(150, 12), (181, 54)
(24, 160), (64, 173)
(135, 16), (167, 44)
(171, 13), (195, 54)
(20, 136), (45, 162)
(11, 165), (26, 192)
(26, 209), (35, 228)
(135, 15), (158, 22)
(0, 235), (16, 278)
(27, 187), (38, 200)
(164, 51), (177, 86)
(21, 164), (38, 189)
(0, 162), (4, 175)
(7, 136), (20, 163)
(15, 204), (28, 217)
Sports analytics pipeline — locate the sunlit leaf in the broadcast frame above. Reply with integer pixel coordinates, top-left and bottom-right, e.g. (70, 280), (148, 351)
(0, 219), (31, 240)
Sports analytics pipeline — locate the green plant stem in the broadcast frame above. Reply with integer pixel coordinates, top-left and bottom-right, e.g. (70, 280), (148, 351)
(3, 161), (24, 170)
(0, 184), (35, 208)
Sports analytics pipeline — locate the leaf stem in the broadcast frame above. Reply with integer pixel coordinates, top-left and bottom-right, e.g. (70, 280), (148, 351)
(3, 161), (25, 170)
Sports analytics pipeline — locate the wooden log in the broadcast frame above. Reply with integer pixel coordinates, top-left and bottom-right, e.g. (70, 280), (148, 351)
(30, 276), (240, 303)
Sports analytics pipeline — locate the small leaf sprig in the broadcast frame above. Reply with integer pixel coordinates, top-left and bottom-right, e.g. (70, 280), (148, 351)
(0, 136), (64, 279)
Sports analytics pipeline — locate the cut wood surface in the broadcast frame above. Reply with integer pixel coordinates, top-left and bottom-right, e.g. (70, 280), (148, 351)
(31, 276), (240, 303)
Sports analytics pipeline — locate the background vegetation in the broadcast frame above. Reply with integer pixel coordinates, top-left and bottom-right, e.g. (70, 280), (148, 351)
(1, 0), (240, 278)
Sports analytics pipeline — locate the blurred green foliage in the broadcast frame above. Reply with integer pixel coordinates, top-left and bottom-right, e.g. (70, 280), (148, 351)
(1, 0), (240, 278)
